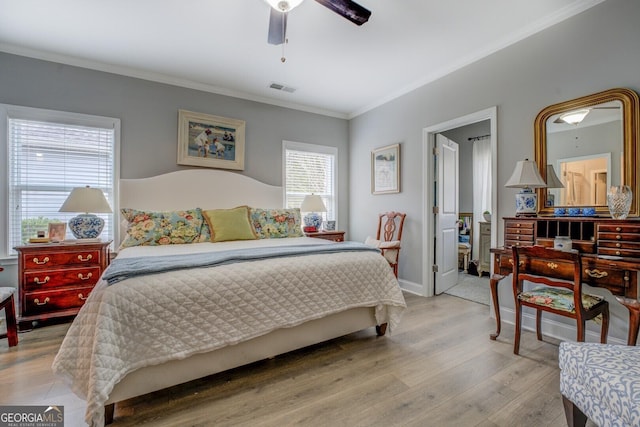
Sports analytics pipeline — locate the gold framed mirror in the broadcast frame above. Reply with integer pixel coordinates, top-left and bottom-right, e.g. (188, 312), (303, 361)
(534, 88), (640, 216)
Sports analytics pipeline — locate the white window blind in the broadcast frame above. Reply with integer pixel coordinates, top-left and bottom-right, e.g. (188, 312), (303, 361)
(283, 141), (337, 223)
(6, 108), (117, 254)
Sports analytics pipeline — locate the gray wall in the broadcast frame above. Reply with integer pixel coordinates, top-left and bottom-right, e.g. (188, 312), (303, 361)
(0, 53), (350, 286)
(348, 0), (640, 342)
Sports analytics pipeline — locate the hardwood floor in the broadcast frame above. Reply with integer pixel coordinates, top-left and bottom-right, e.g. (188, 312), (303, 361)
(0, 293), (580, 427)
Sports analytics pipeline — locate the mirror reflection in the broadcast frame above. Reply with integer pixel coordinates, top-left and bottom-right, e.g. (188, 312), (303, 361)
(534, 88), (640, 216)
(545, 100), (622, 207)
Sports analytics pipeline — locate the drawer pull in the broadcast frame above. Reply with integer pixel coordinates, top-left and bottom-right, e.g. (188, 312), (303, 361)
(32, 256), (50, 265)
(77, 272), (93, 280)
(34, 297), (50, 306)
(516, 230), (521, 234)
(547, 262), (558, 270)
(33, 276), (50, 285)
(585, 269), (609, 279)
(616, 251), (621, 256)
(78, 254), (93, 262)
(508, 259), (524, 266)
(616, 243), (622, 248)
(78, 293), (88, 301)
(616, 235), (622, 240)
(616, 227), (622, 232)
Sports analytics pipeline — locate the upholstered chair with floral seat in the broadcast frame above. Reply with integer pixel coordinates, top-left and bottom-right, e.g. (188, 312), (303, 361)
(511, 245), (609, 355)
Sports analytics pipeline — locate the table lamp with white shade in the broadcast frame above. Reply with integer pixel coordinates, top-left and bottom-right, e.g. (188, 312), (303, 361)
(59, 186), (112, 239)
(545, 164), (565, 207)
(505, 159), (547, 216)
(300, 194), (327, 231)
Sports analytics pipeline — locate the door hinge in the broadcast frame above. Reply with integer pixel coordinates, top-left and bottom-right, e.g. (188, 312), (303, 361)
(432, 264), (439, 273)
(432, 206), (439, 214)
(432, 147), (439, 155)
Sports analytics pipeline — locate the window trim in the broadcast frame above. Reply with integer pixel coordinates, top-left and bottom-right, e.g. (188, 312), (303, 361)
(282, 140), (338, 228)
(1, 103), (121, 260)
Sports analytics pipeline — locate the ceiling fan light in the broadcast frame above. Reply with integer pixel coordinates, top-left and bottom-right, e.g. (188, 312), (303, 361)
(265, 0), (304, 12)
(559, 109), (590, 125)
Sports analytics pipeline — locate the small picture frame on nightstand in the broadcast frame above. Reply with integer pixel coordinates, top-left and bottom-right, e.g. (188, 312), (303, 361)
(48, 222), (67, 242)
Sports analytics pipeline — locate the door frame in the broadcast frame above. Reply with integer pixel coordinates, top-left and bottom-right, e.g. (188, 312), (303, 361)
(421, 106), (498, 297)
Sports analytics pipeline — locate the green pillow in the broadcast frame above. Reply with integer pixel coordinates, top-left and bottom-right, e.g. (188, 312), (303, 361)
(202, 206), (257, 242)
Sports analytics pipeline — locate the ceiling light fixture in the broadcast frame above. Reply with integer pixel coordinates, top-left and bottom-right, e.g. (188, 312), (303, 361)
(264, 0), (304, 12)
(559, 109), (590, 125)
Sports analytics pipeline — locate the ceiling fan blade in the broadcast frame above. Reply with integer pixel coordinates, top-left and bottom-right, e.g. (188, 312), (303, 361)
(268, 8), (288, 45)
(314, 0), (371, 26)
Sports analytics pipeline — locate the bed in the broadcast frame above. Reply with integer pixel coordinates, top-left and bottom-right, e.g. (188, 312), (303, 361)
(52, 169), (407, 426)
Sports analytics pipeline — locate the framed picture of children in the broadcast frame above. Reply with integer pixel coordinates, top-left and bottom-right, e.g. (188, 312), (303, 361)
(48, 222), (67, 242)
(177, 109), (246, 171)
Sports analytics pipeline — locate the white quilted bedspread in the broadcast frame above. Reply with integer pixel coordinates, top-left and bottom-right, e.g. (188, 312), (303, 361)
(52, 240), (406, 426)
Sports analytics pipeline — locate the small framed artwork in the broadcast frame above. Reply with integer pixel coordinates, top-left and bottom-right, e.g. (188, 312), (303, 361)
(177, 109), (246, 170)
(48, 222), (67, 242)
(371, 143), (401, 194)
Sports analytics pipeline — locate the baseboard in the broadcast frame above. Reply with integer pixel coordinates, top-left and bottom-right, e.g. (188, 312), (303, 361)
(497, 306), (626, 346)
(399, 279), (425, 296)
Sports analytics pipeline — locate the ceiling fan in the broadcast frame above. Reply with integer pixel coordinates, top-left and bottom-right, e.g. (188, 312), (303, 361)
(265, 0), (371, 46)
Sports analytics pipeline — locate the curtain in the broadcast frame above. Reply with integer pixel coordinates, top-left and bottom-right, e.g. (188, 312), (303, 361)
(472, 138), (491, 260)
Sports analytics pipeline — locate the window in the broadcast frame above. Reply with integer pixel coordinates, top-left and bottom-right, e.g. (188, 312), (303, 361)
(283, 141), (337, 224)
(1, 104), (120, 257)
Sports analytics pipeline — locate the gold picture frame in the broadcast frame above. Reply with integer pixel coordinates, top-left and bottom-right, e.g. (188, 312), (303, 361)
(48, 222), (67, 242)
(177, 109), (246, 170)
(371, 143), (400, 194)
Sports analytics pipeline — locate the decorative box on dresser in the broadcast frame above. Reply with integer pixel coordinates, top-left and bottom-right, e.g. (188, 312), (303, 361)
(14, 240), (111, 330)
(491, 217), (640, 345)
(478, 221), (492, 276)
(304, 230), (345, 242)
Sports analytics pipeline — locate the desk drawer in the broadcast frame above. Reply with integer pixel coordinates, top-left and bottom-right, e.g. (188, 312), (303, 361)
(597, 247), (640, 258)
(598, 224), (640, 234)
(582, 261), (633, 296)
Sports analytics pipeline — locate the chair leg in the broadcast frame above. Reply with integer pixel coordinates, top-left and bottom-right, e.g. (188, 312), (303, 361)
(600, 305), (609, 344)
(536, 310), (543, 341)
(562, 395), (588, 427)
(4, 295), (18, 347)
(514, 301), (522, 355)
(577, 321), (586, 342)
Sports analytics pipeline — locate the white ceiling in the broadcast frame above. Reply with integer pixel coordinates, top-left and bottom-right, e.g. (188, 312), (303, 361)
(0, 0), (605, 119)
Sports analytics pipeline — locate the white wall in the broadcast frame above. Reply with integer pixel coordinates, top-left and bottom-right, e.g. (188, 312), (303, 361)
(348, 0), (640, 342)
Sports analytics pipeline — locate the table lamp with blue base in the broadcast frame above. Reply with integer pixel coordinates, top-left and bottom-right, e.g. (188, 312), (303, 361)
(59, 186), (113, 240)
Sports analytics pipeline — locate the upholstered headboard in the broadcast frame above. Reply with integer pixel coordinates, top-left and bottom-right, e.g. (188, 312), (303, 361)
(118, 169), (283, 246)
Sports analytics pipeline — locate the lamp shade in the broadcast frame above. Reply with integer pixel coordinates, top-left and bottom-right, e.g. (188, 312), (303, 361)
(505, 160), (547, 189)
(546, 164), (565, 189)
(59, 186), (112, 239)
(59, 186), (113, 214)
(300, 194), (327, 213)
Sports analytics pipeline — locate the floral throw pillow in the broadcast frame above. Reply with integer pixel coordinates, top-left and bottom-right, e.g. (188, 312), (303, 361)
(119, 208), (208, 249)
(250, 208), (303, 239)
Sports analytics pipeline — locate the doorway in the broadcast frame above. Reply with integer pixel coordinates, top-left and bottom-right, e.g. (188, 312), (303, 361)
(421, 107), (497, 297)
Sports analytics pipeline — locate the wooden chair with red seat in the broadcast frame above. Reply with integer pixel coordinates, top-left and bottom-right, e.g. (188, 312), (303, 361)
(512, 245), (609, 355)
(0, 267), (19, 347)
(370, 212), (406, 278)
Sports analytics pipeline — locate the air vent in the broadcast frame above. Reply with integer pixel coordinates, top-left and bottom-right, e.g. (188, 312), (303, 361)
(269, 82), (296, 93)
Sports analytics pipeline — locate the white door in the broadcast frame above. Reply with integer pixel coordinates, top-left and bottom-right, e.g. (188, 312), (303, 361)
(434, 134), (459, 294)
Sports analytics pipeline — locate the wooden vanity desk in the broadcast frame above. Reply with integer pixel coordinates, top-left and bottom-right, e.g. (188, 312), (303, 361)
(490, 216), (640, 345)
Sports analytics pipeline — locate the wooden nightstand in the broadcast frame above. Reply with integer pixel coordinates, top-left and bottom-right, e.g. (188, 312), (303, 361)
(14, 240), (111, 330)
(304, 230), (345, 242)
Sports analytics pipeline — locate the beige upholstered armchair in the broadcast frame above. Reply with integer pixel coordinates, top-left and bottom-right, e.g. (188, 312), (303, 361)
(365, 212), (406, 278)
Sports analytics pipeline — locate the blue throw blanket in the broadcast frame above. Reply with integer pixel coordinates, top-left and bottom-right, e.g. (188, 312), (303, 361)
(104, 242), (380, 285)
